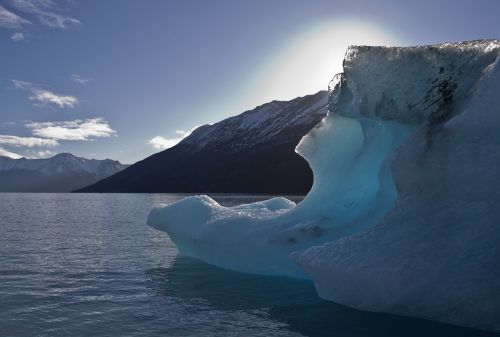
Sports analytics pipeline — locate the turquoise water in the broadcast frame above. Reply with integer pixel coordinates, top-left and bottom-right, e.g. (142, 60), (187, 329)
(0, 193), (497, 337)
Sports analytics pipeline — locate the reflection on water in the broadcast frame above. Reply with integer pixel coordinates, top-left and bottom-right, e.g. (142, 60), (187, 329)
(148, 256), (498, 337)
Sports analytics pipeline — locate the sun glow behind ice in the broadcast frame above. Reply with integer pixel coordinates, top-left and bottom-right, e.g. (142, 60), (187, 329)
(249, 20), (399, 103)
(189, 19), (400, 137)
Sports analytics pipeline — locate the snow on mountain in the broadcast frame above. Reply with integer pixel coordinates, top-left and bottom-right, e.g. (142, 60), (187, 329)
(148, 40), (500, 331)
(79, 91), (328, 193)
(0, 153), (128, 192)
(0, 152), (127, 176)
(183, 92), (328, 151)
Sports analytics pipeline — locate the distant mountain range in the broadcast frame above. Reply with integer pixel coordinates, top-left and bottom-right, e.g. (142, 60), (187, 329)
(0, 153), (128, 192)
(79, 91), (328, 194)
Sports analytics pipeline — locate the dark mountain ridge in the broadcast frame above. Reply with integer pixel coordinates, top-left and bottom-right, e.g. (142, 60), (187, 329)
(0, 153), (128, 192)
(78, 91), (328, 194)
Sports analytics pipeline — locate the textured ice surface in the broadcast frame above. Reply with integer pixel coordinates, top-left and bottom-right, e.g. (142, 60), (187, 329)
(148, 114), (412, 278)
(148, 40), (500, 331)
(295, 40), (500, 331)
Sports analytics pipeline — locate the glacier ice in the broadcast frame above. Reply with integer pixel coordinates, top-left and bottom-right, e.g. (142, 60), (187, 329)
(294, 40), (500, 332)
(148, 115), (412, 278)
(148, 40), (500, 331)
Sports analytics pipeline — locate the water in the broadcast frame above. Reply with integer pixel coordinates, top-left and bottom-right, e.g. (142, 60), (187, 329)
(0, 193), (498, 337)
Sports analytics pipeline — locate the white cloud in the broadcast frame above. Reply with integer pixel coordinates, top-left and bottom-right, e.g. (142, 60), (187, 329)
(0, 118), (115, 156)
(11, 79), (32, 89)
(149, 136), (182, 150)
(0, 4), (31, 28)
(70, 74), (92, 85)
(0, 147), (23, 159)
(0, 134), (59, 147)
(11, 80), (78, 108)
(149, 126), (199, 150)
(30, 88), (78, 108)
(26, 117), (117, 141)
(35, 149), (54, 158)
(10, 0), (81, 29)
(11, 31), (24, 41)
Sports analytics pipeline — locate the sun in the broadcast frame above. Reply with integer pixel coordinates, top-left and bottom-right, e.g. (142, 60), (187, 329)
(250, 20), (399, 103)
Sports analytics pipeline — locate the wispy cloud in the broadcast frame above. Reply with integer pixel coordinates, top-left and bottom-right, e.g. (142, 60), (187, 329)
(30, 89), (78, 108)
(34, 149), (54, 158)
(0, 146), (23, 159)
(70, 74), (92, 85)
(11, 31), (24, 41)
(11, 79), (31, 89)
(26, 117), (117, 141)
(149, 136), (182, 150)
(149, 127), (198, 150)
(0, 134), (59, 147)
(0, 118), (116, 156)
(0, 4), (31, 28)
(9, 0), (81, 29)
(11, 79), (78, 108)
(1, 121), (16, 127)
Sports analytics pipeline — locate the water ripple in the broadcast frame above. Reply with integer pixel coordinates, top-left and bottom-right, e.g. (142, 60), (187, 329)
(0, 193), (498, 337)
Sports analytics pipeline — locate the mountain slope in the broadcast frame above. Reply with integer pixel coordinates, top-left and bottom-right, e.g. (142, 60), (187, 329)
(0, 153), (128, 192)
(79, 91), (328, 193)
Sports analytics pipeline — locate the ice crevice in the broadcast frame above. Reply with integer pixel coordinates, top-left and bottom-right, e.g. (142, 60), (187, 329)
(148, 40), (500, 331)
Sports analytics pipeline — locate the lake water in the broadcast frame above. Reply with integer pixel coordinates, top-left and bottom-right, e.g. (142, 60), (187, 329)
(0, 193), (497, 337)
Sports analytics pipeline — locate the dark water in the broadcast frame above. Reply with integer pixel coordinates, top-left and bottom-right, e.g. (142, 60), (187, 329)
(0, 193), (497, 337)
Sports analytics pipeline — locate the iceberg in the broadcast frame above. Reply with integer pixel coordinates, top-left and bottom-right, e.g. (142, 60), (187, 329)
(148, 40), (500, 331)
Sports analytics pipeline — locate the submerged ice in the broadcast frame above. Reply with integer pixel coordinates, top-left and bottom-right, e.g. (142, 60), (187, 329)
(148, 40), (500, 331)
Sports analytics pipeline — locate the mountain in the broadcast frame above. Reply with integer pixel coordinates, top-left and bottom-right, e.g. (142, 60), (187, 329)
(79, 91), (328, 193)
(0, 153), (129, 192)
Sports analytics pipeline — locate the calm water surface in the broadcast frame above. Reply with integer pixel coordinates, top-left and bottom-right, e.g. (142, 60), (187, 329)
(0, 193), (498, 337)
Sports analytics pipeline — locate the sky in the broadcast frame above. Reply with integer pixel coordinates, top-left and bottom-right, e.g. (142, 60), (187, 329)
(0, 0), (499, 163)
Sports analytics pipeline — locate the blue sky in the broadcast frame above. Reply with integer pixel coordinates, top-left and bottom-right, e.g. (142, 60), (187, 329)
(0, 0), (499, 163)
